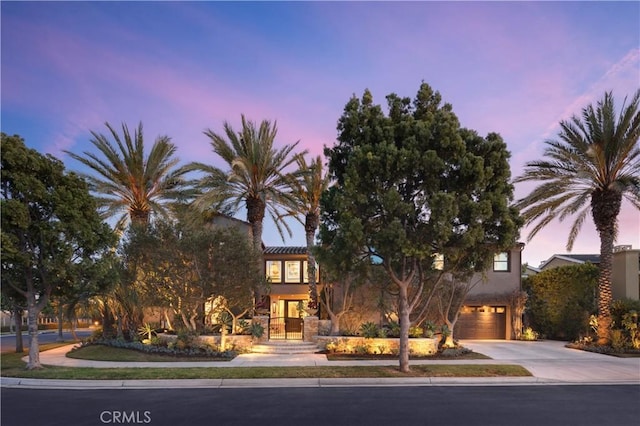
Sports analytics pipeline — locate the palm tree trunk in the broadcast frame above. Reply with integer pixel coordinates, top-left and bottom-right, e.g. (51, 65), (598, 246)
(596, 230), (614, 345)
(305, 212), (319, 308)
(591, 189), (622, 345)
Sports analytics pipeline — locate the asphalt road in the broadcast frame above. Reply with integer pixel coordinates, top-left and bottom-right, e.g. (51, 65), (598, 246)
(0, 330), (93, 353)
(2, 385), (639, 426)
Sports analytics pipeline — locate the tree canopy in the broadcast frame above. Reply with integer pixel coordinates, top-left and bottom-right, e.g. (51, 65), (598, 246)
(65, 122), (188, 230)
(321, 83), (521, 371)
(1, 133), (116, 368)
(515, 90), (640, 344)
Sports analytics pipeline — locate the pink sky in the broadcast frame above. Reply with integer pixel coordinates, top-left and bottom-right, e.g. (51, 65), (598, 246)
(2, 2), (639, 267)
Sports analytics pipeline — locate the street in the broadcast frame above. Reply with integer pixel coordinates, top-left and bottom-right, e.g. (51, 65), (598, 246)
(1, 385), (639, 426)
(0, 330), (93, 353)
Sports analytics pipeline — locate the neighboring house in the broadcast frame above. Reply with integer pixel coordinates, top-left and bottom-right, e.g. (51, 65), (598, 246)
(264, 246), (320, 340)
(455, 243), (525, 340)
(538, 246), (640, 301)
(539, 254), (601, 270)
(522, 264), (540, 278)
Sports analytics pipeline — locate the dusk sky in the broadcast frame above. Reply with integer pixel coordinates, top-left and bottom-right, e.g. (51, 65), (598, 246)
(2, 1), (639, 268)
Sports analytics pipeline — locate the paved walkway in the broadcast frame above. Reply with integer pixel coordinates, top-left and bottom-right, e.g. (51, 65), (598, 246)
(2, 340), (639, 389)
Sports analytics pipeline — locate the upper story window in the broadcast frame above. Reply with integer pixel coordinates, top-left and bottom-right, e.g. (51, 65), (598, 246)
(433, 253), (444, 271)
(493, 252), (510, 272)
(285, 260), (301, 283)
(266, 260), (282, 283)
(266, 259), (321, 284)
(303, 261), (319, 283)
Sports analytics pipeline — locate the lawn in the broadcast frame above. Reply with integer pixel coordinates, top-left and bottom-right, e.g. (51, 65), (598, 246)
(0, 342), (532, 380)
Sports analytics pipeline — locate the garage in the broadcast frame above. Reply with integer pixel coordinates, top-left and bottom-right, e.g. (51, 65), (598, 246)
(456, 305), (507, 339)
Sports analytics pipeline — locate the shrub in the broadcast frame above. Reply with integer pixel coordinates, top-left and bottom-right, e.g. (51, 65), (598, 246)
(422, 321), (437, 338)
(359, 322), (379, 339)
(610, 329), (627, 352)
(621, 311), (639, 349)
(611, 299), (640, 328)
(354, 344), (369, 355)
(523, 264), (598, 340)
(249, 322), (264, 339)
(409, 326), (424, 338)
(383, 321), (400, 338)
(521, 327), (539, 341)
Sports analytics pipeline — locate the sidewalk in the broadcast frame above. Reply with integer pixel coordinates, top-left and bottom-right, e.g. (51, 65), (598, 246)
(2, 340), (639, 389)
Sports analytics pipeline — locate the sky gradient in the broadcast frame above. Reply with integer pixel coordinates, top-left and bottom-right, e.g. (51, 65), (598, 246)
(2, 1), (639, 267)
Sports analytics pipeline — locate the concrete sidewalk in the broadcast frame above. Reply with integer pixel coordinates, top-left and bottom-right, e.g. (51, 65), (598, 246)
(2, 340), (639, 389)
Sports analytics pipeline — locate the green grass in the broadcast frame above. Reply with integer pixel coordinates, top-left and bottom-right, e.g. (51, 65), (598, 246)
(0, 342), (532, 380)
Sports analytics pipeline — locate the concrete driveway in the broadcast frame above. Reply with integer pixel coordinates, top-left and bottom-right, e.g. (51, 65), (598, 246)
(461, 339), (640, 384)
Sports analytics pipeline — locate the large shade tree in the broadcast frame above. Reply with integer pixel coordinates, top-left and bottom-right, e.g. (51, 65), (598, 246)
(65, 122), (188, 230)
(284, 155), (331, 309)
(124, 218), (262, 333)
(185, 115), (306, 253)
(322, 84), (520, 372)
(1, 134), (116, 369)
(514, 90), (640, 344)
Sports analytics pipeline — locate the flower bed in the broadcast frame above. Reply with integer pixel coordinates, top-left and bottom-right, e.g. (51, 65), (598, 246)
(316, 336), (439, 356)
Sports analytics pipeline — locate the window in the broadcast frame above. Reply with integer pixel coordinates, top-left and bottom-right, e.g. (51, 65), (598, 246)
(493, 252), (510, 272)
(266, 261), (282, 283)
(433, 253), (444, 271)
(285, 261), (301, 283)
(303, 261), (319, 283)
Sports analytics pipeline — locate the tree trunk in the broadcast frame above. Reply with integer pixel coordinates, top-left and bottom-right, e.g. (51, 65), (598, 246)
(26, 295), (41, 370)
(398, 283), (410, 373)
(163, 310), (173, 331)
(443, 318), (457, 348)
(591, 189), (621, 346)
(14, 307), (23, 353)
(56, 302), (64, 342)
(305, 213), (319, 308)
(596, 230), (614, 345)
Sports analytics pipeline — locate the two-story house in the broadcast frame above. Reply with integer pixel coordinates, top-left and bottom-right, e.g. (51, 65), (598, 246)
(263, 247), (320, 340)
(455, 243), (525, 340)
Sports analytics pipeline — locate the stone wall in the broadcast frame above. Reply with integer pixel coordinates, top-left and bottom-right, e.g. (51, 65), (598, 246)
(159, 333), (253, 352)
(316, 336), (439, 356)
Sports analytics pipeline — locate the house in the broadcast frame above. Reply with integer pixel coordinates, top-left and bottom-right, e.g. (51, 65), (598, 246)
(522, 264), (540, 278)
(455, 243), (525, 340)
(208, 214), (524, 341)
(539, 254), (600, 270)
(538, 246), (640, 301)
(263, 246), (320, 340)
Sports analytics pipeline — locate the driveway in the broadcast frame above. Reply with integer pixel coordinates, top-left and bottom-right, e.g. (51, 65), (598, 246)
(461, 339), (640, 384)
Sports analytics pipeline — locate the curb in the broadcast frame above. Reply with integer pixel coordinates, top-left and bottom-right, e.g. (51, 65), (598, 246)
(3, 376), (639, 390)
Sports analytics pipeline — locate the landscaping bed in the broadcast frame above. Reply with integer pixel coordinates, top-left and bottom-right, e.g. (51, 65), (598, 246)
(66, 344), (235, 362)
(324, 348), (489, 361)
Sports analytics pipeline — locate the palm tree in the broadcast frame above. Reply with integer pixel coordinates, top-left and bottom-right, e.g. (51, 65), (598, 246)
(184, 115), (307, 253)
(65, 122), (187, 230)
(514, 90), (640, 344)
(284, 155), (331, 309)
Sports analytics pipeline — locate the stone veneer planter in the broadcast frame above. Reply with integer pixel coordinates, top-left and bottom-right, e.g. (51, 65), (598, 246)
(158, 333), (253, 352)
(316, 336), (439, 356)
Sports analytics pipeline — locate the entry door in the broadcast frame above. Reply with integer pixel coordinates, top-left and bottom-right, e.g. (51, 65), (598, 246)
(284, 300), (303, 338)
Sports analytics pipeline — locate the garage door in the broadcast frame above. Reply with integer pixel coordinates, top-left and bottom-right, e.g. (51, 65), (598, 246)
(456, 306), (506, 339)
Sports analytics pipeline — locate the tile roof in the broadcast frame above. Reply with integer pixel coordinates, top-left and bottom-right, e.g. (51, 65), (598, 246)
(264, 246), (308, 255)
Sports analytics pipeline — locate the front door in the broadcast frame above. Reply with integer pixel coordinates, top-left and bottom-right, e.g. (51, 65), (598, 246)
(284, 300), (303, 339)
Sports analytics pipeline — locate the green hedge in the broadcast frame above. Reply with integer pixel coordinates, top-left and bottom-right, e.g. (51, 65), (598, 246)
(523, 263), (598, 340)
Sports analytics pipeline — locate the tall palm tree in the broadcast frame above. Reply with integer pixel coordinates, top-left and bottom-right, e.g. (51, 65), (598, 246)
(65, 122), (187, 230)
(284, 155), (331, 309)
(514, 90), (640, 344)
(184, 115), (307, 254)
